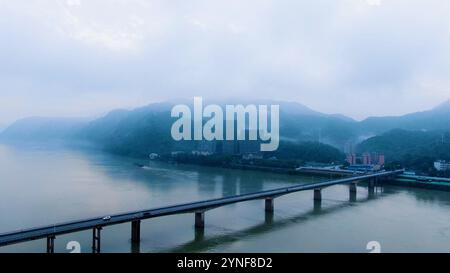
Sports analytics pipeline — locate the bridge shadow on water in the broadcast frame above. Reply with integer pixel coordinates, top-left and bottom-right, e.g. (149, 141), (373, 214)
(132, 185), (395, 253)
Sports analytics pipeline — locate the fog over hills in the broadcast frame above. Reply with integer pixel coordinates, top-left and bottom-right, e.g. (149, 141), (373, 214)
(358, 99), (450, 135)
(0, 117), (90, 141)
(433, 99), (450, 112)
(2, 98), (450, 158)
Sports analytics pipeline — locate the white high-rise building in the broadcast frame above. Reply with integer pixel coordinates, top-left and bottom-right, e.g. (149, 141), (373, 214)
(434, 160), (450, 171)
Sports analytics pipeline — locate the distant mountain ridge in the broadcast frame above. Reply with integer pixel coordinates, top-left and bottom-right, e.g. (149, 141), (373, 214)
(358, 100), (450, 134)
(357, 129), (450, 172)
(433, 99), (450, 112)
(0, 117), (90, 141)
(2, 98), (450, 156)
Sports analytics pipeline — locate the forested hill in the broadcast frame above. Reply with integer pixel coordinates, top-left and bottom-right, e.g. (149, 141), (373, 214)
(2, 99), (450, 166)
(357, 129), (450, 172)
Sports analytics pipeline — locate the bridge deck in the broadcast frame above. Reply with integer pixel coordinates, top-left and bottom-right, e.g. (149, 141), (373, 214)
(0, 170), (402, 247)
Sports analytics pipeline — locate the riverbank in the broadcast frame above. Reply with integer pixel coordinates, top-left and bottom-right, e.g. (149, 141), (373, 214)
(385, 178), (450, 191)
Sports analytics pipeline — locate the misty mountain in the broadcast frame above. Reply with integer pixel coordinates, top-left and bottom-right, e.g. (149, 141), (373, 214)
(74, 99), (358, 156)
(76, 102), (184, 156)
(358, 99), (450, 135)
(0, 117), (90, 142)
(2, 98), (450, 156)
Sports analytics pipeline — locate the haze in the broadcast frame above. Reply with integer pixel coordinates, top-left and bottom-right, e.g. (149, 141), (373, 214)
(1, 0), (450, 126)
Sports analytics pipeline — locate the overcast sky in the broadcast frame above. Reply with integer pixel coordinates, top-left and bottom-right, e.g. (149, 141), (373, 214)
(1, 0), (450, 125)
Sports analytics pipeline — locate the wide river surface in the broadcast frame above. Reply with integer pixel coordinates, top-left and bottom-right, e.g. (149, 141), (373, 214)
(1, 142), (450, 253)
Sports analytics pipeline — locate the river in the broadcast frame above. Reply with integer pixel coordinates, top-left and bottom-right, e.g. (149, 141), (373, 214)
(1, 143), (450, 253)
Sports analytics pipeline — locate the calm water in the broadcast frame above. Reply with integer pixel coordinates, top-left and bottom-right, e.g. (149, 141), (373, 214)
(1, 143), (450, 253)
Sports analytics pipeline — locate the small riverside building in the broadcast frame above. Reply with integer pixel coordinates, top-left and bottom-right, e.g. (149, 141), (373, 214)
(434, 160), (450, 171)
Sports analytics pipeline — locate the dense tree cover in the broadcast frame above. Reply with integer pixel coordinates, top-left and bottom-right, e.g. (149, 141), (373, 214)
(357, 129), (450, 174)
(77, 107), (192, 157)
(169, 140), (344, 169)
(266, 141), (344, 164)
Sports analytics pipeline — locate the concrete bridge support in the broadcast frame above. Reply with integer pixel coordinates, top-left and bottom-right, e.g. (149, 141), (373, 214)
(130, 241), (140, 253)
(369, 178), (376, 188)
(368, 178), (376, 197)
(368, 186), (375, 198)
(131, 220), (141, 243)
(195, 212), (205, 229)
(265, 211), (274, 224)
(195, 228), (205, 241)
(314, 189), (322, 201)
(92, 226), (102, 253)
(349, 183), (357, 202)
(46, 235), (55, 253)
(265, 198), (274, 213)
(313, 200), (322, 212)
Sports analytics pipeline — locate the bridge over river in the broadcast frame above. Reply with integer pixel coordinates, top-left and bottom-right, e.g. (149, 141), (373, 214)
(0, 170), (403, 253)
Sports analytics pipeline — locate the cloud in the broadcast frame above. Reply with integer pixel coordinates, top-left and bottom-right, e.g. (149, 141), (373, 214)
(0, 0), (450, 124)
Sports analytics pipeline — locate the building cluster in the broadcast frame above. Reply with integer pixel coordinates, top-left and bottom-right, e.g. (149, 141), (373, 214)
(434, 160), (450, 171)
(346, 152), (385, 165)
(187, 128), (263, 158)
(194, 139), (263, 159)
(345, 152), (385, 172)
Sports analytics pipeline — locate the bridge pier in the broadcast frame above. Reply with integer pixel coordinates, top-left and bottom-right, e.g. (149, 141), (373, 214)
(371, 178), (376, 187)
(265, 210), (274, 224)
(313, 199), (322, 212)
(46, 235), (55, 253)
(92, 226), (102, 253)
(314, 189), (322, 201)
(369, 178), (376, 187)
(368, 186), (375, 198)
(368, 178), (376, 197)
(131, 241), (140, 253)
(349, 186), (357, 202)
(131, 220), (141, 243)
(265, 198), (274, 213)
(195, 228), (205, 241)
(195, 212), (205, 229)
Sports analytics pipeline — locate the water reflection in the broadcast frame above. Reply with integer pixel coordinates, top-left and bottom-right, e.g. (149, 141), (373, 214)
(165, 189), (389, 253)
